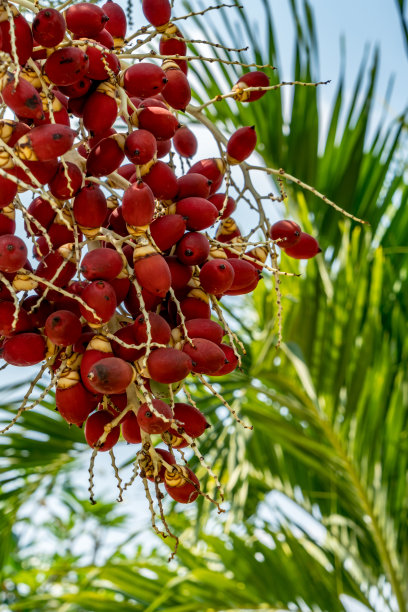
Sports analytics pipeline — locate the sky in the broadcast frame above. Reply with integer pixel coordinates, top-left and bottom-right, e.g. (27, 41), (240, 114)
(4, 1), (408, 609)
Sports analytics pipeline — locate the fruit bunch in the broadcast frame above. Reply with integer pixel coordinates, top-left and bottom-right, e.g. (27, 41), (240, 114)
(0, 0), (338, 547)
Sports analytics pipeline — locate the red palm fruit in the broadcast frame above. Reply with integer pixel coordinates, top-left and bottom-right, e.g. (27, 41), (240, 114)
(121, 411), (142, 444)
(132, 107), (178, 141)
(117, 163), (137, 182)
(56, 379), (98, 426)
(270, 219), (302, 248)
(2, 332), (46, 366)
(44, 310), (82, 347)
(85, 410), (120, 451)
(35, 223), (75, 259)
(182, 337), (225, 375)
(156, 138), (171, 159)
(227, 258), (259, 291)
(0, 235), (27, 273)
(245, 246), (268, 271)
(86, 134), (125, 177)
(111, 325), (144, 361)
(200, 259), (235, 294)
(73, 331), (94, 354)
(48, 162), (83, 200)
(150, 214), (186, 251)
(145, 448), (176, 481)
(83, 86), (118, 137)
(0, 120), (30, 147)
(122, 181), (155, 228)
(0, 272), (15, 301)
(23, 159), (59, 186)
(132, 312), (171, 346)
(227, 126), (257, 165)
(14, 125), (76, 163)
(45, 47), (89, 86)
(159, 24), (187, 56)
(123, 64), (167, 99)
(59, 78), (93, 99)
(67, 94), (88, 119)
(173, 126), (197, 158)
(143, 161), (178, 200)
(102, 0), (127, 43)
(215, 217), (242, 244)
(180, 296), (211, 320)
(133, 248), (171, 297)
(137, 398), (172, 434)
(0, 301), (32, 336)
(110, 277), (130, 305)
(142, 0), (171, 29)
(0, 176), (17, 209)
(0, 14), (33, 66)
(165, 256), (192, 290)
(233, 71), (270, 102)
(90, 28), (114, 48)
(107, 392), (128, 415)
(161, 62), (191, 110)
(176, 197), (218, 231)
(138, 97), (168, 110)
(188, 158), (225, 195)
(212, 343), (238, 376)
(176, 232), (210, 266)
(224, 275), (259, 296)
(84, 43), (120, 80)
(1, 74), (44, 122)
(65, 3), (108, 38)
(176, 173), (212, 200)
(124, 129), (157, 165)
(124, 284), (161, 316)
(284, 232), (321, 259)
(147, 347), (192, 383)
(35, 245), (76, 290)
(164, 465), (199, 503)
(87, 356), (135, 394)
(209, 193), (237, 219)
(173, 402), (209, 438)
(73, 184), (108, 233)
(32, 8), (66, 47)
(81, 248), (123, 282)
(0, 208), (15, 236)
(185, 319), (224, 345)
(22, 296), (53, 329)
(80, 280), (117, 327)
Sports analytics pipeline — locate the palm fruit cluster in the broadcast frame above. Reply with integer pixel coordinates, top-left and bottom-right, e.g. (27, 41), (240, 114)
(0, 0), (322, 526)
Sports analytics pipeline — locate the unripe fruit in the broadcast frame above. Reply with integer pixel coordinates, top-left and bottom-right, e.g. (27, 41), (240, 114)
(32, 8), (66, 47)
(0, 235), (27, 273)
(123, 63), (167, 99)
(84, 410), (120, 451)
(164, 465), (199, 503)
(176, 232), (210, 265)
(226, 126), (257, 164)
(81, 248), (123, 282)
(150, 214), (186, 251)
(65, 3), (108, 38)
(147, 347), (192, 383)
(14, 125), (77, 162)
(185, 319), (225, 345)
(124, 129), (157, 165)
(137, 398), (172, 434)
(233, 70), (270, 102)
(200, 259), (235, 294)
(122, 181), (155, 227)
(2, 333), (46, 366)
(79, 280), (117, 327)
(183, 337), (226, 375)
(121, 411), (142, 444)
(284, 232), (322, 259)
(270, 219), (301, 248)
(45, 310), (82, 347)
(142, 0), (171, 29)
(87, 357), (135, 394)
(173, 126), (197, 158)
(176, 197), (219, 231)
(45, 47), (90, 86)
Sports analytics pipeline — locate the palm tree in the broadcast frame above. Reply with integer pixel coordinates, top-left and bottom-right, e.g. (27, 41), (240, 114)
(1, 1), (407, 611)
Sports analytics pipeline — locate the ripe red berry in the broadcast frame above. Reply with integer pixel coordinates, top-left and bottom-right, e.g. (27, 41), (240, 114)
(176, 232), (210, 266)
(124, 129), (157, 165)
(81, 248), (123, 282)
(102, 0), (127, 41)
(0, 301), (32, 336)
(199, 259), (235, 294)
(185, 319), (225, 345)
(123, 63), (167, 99)
(0, 235), (27, 273)
(164, 465), (199, 503)
(49, 162), (83, 200)
(133, 106), (179, 141)
(32, 8), (66, 47)
(84, 410), (120, 451)
(173, 126), (198, 158)
(150, 214), (186, 251)
(227, 126), (257, 164)
(0, 14), (33, 66)
(73, 184), (108, 232)
(2, 333), (46, 366)
(56, 380), (99, 426)
(2, 75), (44, 122)
(284, 232), (322, 259)
(142, 0), (171, 29)
(233, 71), (270, 102)
(161, 62), (191, 111)
(45, 310), (82, 347)
(80, 280), (117, 327)
(147, 347), (192, 384)
(137, 398), (172, 434)
(177, 173), (212, 200)
(45, 47), (90, 86)
(176, 197), (218, 231)
(87, 357), (135, 394)
(270, 220), (302, 248)
(65, 3), (109, 38)
(122, 181), (155, 228)
(121, 411), (142, 444)
(183, 337), (226, 375)
(133, 250), (172, 297)
(14, 125), (77, 163)
(143, 161), (178, 200)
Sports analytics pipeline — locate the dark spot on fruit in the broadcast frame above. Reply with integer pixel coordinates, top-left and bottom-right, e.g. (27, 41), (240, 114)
(219, 264), (225, 269)
(145, 411), (152, 418)
(60, 58), (74, 64)
(6, 245), (14, 251)
(25, 95), (40, 110)
(52, 133), (63, 140)
(184, 249), (193, 256)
